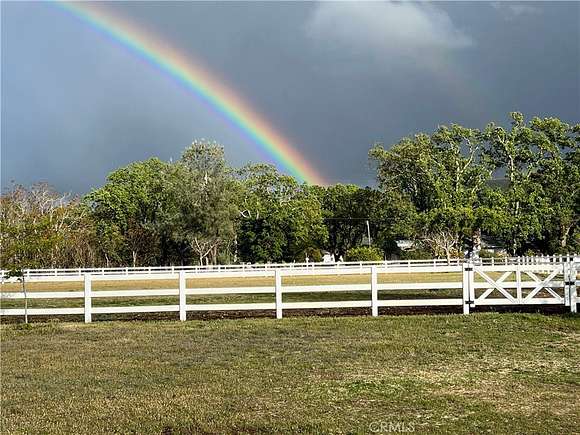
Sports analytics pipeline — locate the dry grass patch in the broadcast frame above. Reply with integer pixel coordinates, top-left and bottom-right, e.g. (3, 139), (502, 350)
(2, 313), (578, 434)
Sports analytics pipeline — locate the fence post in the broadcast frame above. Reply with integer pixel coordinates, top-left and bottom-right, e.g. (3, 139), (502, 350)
(179, 271), (187, 321)
(462, 263), (470, 314)
(515, 264), (522, 303)
(564, 262), (570, 307)
(275, 270), (283, 319)
(22, 275), (28, 324)
(371, 266), (378, 317)
(468, 262), (475, 309)
(569, 262), (577, 314)
(84, 274), (92, 323)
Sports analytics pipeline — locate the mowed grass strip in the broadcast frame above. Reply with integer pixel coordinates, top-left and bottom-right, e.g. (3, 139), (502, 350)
(1, 313), (579, 434)
(1, 272), (464, 292)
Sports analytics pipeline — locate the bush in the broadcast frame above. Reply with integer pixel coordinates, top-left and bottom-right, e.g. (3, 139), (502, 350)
(399, 248), (433, 260)
(304, 247), (323, 263)
(345, 246), (383, 262)
(478, 249), (505, 259)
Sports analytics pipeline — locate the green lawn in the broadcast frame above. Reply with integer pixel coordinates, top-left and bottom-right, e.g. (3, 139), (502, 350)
(1, 313), (578, 434)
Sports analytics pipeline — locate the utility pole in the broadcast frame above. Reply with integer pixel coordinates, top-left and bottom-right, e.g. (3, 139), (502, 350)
(366, 220), (371, 246)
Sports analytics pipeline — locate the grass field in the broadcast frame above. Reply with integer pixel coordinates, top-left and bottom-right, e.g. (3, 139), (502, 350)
(1, 313), (579, 434)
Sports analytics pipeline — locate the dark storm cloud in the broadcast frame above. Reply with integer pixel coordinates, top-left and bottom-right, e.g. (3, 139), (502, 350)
(1, 1), (578, 193)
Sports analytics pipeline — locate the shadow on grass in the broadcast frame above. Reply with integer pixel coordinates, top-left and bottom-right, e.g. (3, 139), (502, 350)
(2, 303), (575, 324)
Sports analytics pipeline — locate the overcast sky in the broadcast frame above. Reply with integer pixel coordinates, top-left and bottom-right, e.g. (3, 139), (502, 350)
(2, 1), (579, 193)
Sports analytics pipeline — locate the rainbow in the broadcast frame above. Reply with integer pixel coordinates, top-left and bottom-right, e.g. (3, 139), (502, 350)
(55, 1), (326, 185)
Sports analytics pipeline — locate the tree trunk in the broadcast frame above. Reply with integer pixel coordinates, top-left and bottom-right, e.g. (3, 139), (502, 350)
(560, 224), (571, 248)
(233, 235), (238, 263)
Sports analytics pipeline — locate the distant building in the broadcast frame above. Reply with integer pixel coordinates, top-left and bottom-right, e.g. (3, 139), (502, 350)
(396, 239), (414, 251)
(322, 251), (335, 263)
(480, 237), (507, 256)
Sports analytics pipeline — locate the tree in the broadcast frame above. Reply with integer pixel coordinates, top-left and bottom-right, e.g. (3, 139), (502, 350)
(167, 141), (238, 265)
(529, 118), (579, 252)
(236, 164), (327, 263)
(312, 184), (382, 258)
(370, 124), (493, 261)
(3, 113), (575, 270)
(345, 246), (383, 261)
(0, 183), (97, 270)
(85, 158), (171, 266)
(370, 189), (418, 258)
(482, 113), (579, 254)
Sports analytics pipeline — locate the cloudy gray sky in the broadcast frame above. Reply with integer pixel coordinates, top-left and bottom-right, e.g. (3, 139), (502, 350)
(2, 1), (579, 192)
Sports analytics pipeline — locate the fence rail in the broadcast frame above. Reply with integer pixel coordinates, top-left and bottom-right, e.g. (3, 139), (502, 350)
(1, 257), (577, 322)
(1, 255), (577, 282)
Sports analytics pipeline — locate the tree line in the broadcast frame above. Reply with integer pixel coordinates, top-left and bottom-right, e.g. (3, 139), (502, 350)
(1, 113), (578, 270)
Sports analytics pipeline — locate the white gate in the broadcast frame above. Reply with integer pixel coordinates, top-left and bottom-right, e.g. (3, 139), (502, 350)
(463, 261), (576, 313)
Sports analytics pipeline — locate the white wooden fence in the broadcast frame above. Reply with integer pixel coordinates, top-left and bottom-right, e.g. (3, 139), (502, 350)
(1, 257), (577, 322)
(1, 255), (575, 282)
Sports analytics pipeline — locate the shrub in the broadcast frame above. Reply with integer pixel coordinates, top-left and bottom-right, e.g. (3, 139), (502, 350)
(478, 249), (505, 259)
(345, 246), (383, 262)
(399, 248), (433, 260)
(304, 247), (323, 263)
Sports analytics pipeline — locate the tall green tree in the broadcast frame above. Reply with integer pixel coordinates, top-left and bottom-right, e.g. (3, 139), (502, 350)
(312, 184), (370, 257)
(312, 184), (400, 258)
(85, 158), (171, 266)
(236, 164), (327, 263)
(482, 113), (579, 254)
(370, 124), (493, 261)
(166, 141), (238, 265)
